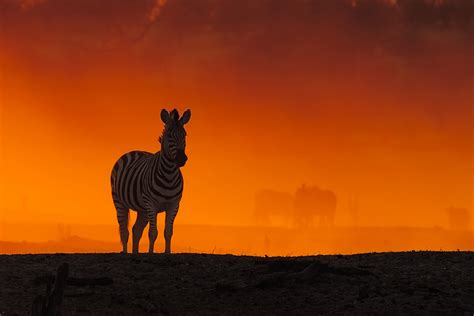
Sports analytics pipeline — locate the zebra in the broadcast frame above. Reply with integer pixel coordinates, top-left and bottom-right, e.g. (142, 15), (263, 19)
(110, 108), (191, 254)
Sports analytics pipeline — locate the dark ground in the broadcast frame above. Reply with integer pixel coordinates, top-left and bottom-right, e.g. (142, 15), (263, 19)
(0, 252), (473, 315)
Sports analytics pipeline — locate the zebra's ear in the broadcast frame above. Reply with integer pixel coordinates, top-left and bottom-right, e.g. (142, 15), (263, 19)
(180, 109), (191, 125)
(160, 109), (170, 124)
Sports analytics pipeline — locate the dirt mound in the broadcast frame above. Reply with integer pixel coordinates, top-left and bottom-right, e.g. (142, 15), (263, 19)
(0, 252), (473, 315)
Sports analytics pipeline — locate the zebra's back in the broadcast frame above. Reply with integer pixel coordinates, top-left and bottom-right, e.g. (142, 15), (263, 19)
(111, 150), (153, 212)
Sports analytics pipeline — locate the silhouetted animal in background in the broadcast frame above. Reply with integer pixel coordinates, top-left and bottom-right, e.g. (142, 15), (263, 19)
(254, 185), (337, 228)
(255, 190), (294, 226)
(294, 184), (337, 227)
(446, 207), (471, 230)
(111, 108), (191, 254)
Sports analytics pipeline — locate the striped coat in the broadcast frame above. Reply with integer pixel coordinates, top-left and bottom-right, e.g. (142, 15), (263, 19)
(111, 108), (191, 254)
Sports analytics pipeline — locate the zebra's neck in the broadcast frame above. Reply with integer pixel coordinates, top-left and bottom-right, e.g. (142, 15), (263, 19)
(161, 146), (174, 162)
(152, 149), (179, 181)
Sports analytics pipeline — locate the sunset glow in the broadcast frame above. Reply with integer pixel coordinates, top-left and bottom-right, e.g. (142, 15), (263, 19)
(0, 0), (472, 254)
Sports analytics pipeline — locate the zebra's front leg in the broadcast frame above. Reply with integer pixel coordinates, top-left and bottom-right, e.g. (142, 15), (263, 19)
(164, 207), (178, 254)
(132, 211), (148, 254)
(147, 210), (158, 254)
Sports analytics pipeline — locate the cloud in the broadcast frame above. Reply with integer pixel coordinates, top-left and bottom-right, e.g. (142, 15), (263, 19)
(1, 0), (471, 88)
(148, 0), (168, 22)
(18, 0), (47, 10)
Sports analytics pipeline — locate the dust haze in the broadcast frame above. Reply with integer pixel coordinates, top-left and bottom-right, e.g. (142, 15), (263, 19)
(0, 0), (472, 254)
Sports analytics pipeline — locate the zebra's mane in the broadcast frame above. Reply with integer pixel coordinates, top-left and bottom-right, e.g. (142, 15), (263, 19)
(158, 119), (186, 144)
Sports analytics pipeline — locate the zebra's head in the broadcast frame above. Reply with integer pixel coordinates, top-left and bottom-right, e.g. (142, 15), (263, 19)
(159, 108), (191, 167)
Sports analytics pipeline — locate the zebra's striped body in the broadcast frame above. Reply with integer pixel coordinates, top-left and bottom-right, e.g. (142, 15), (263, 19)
(111, 109), (190, 254)
(111, 150), (184, 214)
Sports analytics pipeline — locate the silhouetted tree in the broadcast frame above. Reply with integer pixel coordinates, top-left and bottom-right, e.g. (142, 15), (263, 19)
(348, 195), (359, 227)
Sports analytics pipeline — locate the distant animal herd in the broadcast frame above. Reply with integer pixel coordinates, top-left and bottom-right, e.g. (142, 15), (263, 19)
(255, 184), (337, 228)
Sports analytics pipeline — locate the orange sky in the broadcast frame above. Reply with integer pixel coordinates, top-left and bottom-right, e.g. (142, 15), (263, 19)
(0, 0), (472, 250)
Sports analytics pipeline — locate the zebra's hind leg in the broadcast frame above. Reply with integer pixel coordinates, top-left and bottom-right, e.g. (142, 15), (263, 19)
(115, 202), (130, 254)
(132, 211), (148, 254)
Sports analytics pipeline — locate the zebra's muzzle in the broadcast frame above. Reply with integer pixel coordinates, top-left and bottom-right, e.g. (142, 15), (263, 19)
(175, 150), (188, 167)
